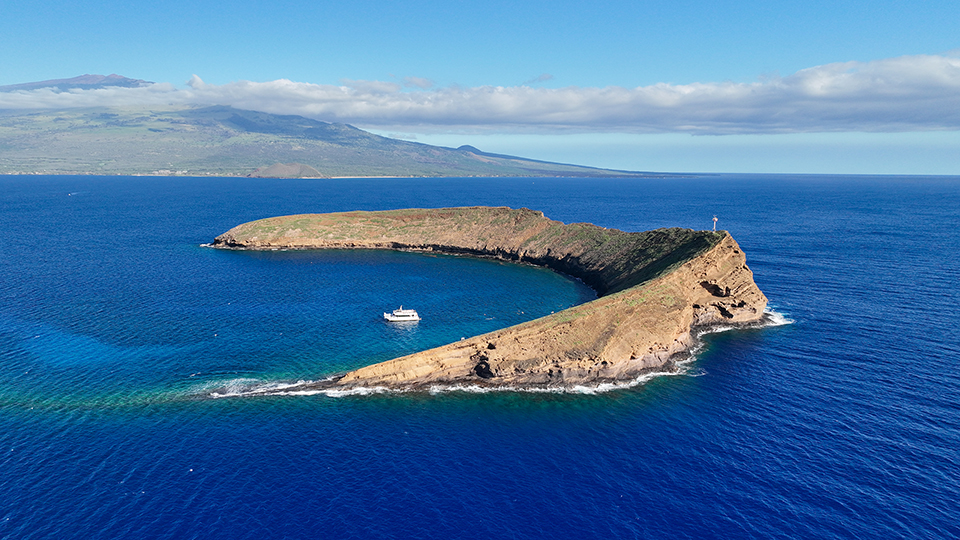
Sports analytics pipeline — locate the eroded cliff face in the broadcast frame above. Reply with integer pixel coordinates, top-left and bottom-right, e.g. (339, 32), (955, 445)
(212, 207), (767, 390)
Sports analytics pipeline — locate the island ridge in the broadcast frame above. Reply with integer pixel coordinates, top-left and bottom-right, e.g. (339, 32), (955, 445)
(212, 206), (768, 390)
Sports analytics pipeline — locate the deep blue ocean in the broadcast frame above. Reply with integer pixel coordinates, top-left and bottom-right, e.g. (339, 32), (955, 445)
(1, 174), (958, 539)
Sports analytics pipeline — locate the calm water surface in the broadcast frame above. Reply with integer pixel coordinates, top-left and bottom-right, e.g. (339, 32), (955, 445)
(1, 175), (958, 539)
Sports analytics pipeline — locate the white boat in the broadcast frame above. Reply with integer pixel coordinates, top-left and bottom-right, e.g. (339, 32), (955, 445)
(384, 306), (420, 322)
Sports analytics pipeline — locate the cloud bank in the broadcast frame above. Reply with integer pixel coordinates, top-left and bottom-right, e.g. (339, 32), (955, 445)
(2, 54), (959, 135)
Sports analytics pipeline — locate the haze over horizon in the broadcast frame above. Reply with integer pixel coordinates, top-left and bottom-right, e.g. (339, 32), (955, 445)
(4, 0), (960, 175)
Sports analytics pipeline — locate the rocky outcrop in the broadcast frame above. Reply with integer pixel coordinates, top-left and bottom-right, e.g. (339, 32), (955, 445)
(212, 207), (767, 390)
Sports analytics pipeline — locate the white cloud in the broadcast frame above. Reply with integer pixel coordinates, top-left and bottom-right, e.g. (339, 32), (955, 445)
(338, 79), (403, 93)
(186, 74), (206, 89)
(402, 76), (435, 89)
(2, 54), (959, 135)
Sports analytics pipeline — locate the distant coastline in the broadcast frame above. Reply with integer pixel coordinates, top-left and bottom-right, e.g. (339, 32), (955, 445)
(0, 106), (674, 179)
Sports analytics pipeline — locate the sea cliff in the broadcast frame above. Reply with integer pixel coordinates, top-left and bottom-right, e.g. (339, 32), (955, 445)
(212, 207), (767, 390)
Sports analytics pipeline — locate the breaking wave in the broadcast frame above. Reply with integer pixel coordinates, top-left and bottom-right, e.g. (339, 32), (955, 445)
(202, 309), (792, 399)
(205, 378), (325, 399)
(202, 366), (693, 399)
(696, 307), (794, 336)
(762, 308), (794, 327)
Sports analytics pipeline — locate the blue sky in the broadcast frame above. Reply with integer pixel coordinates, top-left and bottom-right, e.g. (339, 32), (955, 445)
(3, 0), (960, 174)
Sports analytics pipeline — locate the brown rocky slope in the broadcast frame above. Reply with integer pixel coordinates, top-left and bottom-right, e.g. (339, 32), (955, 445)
(212, 207), (768, 390)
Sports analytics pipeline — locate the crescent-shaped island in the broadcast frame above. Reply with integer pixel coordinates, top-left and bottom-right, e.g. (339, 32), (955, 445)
(212, 207), (768, 391)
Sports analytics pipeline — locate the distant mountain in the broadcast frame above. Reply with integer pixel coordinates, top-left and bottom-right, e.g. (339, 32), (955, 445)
(0, 74), (152, 92)
(0, 104), (665, 178)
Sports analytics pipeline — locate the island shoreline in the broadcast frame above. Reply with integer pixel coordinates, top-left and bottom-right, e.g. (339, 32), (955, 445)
(209, 207), (768, 392)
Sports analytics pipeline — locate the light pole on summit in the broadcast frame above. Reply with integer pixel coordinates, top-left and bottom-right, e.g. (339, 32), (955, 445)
(713, 216), (718, 231)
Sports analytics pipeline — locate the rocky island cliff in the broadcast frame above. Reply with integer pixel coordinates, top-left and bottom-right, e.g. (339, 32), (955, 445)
(212, 207), (768, 390)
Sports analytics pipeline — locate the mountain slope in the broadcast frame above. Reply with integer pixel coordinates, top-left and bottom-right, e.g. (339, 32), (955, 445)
(0, 74), (152, 92)
(0, 104), (662, 177)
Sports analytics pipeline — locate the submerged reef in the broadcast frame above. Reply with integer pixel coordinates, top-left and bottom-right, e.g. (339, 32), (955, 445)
(212, 207), (767, 390)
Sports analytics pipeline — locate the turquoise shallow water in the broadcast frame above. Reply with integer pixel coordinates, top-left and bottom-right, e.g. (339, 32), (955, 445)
(2, 236), (593, 407)
(1, 174), (959, 539)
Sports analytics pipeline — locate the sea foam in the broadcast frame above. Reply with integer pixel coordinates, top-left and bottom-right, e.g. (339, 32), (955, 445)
(204, 310), (793, 399)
